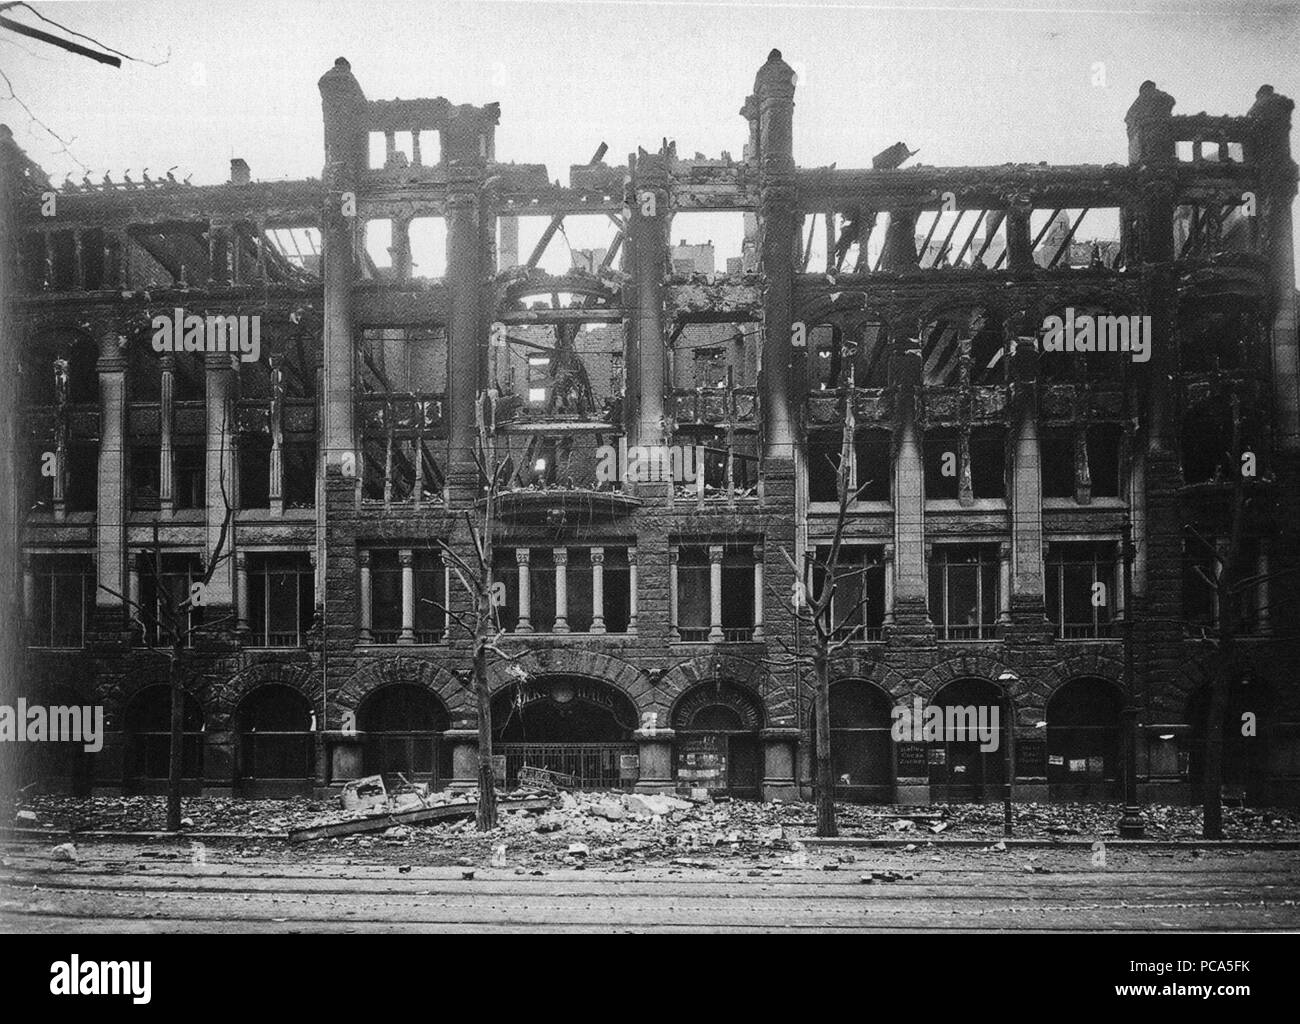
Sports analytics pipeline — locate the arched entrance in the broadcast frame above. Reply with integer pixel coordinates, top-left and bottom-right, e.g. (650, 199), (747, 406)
(928, 678), (1008, 803)
(671, 682), (764, 798)
(492, 676), (639, 790)
(1047, 678), (1122, 801)
(125, 685), (204, 793)
(1187, 676), (1272, 805)
(17, 684), (94, 796)
(358, 684), (451, 786)
(829, 680), (894, 803)
(236, 684), (316, 795)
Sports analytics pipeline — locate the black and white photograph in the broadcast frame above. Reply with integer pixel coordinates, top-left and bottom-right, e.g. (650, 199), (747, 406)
(0, 0), (1296, 996)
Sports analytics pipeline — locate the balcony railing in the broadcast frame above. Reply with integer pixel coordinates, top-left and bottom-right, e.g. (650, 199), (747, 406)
(674, 626), (757, 642)
(937, 623), (999, 641)
(247, 630), (303, 648)
(1058, 622), (1116, 640)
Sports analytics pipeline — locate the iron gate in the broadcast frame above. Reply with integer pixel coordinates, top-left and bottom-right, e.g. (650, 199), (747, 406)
(497, 743), (638, 791)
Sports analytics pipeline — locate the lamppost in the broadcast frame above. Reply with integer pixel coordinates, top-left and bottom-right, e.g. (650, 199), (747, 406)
(997, 669), (1018, 837)
(1118, 516), (1145, 838)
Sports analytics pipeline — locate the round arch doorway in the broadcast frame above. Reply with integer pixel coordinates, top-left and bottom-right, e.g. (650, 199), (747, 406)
(671, 682), (764, 799)
(492, 676), (639, 790)
(928, 678), (1008, 804)
(358, 684), (452, 787)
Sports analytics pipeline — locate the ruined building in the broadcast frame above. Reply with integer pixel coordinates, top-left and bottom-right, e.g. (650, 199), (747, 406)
(5, 51), (1299, 804)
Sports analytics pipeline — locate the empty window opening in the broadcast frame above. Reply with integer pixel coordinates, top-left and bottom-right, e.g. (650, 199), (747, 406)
(970, 427), (1006, 499)
(854, 432), (891, 502)
(812, 545), (886, 640)
(409, 217), (448, 279)
(914, 209), (1008, 269)
(246, 552), (314, 647)
(511, 214), (622, 277)
(929, 545), (1000, 640)
(1175, 199), (1257, 258)
(1046, 542), (1116, 640)
(27, 554), (92, 649)
(808, 431), (845, 502)
(1041, 431), (1076, 498)
(174, 446), (205, 510)
(924, 429), (961, 500)
(1179, 297), (1260, 372)
(137, 553), (205, 647)
(363, 219), (393, 274)
(669, 212), (749, 276)
(239, 433), (272, 510)
(1030, 208), (1122, 270)
(266, 227), (321, 275)
(130, 445), (162, 510)
(1087, 424), (1123, 498)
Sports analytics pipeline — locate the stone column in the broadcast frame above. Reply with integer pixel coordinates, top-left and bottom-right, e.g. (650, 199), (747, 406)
(1004, 197), (1035, 272)
(590, 548), (606, 634)
(94, 330), (128, 630)
(1114, 543), (1126, 625)
(358, 549), (372, 642)
(204, 353), (236, 608)
(761, 727), (800, 801)
(708, 544), (725, 642)
(632, 725), (675, 794)
(627, 148), (669, 448)
(999, 542), (1012, 625)
(552, 548), (569, 632)
(443, 109), (491, 499)
(399, 548), (415, 643)
(158, 355), (175, 515)
(443, 728), (481, 793)
(1010, 357), (1045, 615)
(893, 386), (927, 610)
(391, 214), (412, 281)
(125, 555), (140, 642)
(754, 49), (798, 461)
(1248, 86), (1299, 451)
(669, 547), (679, 641)
(882, 543), (895, 625)
(269, 361), (284, 516)
(207, 219), (232, 286)
(751, 544), (764, 640)
(627, 549), (639, 633)
(22, 552), (34, 620)
(515, 548), (532, 632)
(318, 58), (366, 484)
(235, 551), (250, 632)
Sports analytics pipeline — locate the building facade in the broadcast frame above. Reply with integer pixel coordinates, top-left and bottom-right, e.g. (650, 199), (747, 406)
(5, 52), (1300, 804)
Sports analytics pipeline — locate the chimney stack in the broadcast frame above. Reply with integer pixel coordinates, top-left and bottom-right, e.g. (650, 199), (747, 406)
(229, 158), (250, 185)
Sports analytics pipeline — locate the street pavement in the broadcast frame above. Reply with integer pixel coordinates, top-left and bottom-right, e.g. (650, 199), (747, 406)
(3, 841), (1298, 932)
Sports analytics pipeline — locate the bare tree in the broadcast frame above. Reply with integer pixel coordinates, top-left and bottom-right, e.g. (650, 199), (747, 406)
(98, 406), (236, 832)
(423, 391), (527, 831)
(766, 375), (872, 838)
(1182, 393), (1296, 838)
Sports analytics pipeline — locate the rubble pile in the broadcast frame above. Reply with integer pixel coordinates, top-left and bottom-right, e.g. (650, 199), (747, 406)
(11, 791), (1300, 868)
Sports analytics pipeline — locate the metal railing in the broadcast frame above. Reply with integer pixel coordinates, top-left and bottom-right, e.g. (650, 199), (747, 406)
(247, 630), (302, 648)
(937, 623), (999, 641)
(1059, 621), (1116, 640)
(497, 743), (638, 791)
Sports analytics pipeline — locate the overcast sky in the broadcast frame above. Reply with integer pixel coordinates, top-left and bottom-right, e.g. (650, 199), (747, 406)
(2, 0), (1297, 276)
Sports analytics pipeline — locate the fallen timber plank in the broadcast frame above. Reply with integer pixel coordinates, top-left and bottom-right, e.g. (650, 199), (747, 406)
(288, 797), (553, 842)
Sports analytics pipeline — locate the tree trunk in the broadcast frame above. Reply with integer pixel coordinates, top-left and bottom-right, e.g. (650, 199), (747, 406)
(814, 651), (837, 837)
(1202, 651), (1227, 839)
(166, 651), (183, 831)
(473, 642), (498, 831)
